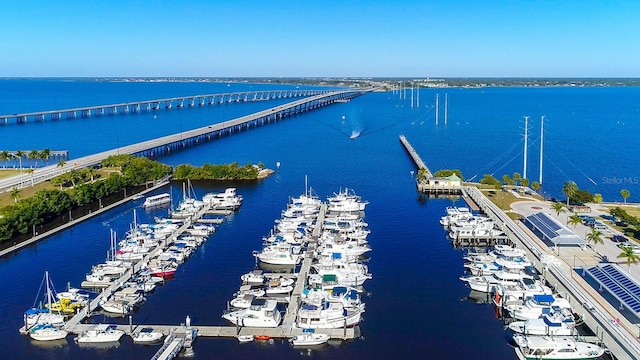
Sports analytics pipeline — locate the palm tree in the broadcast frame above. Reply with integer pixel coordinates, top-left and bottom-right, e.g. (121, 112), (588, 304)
(40, 148), (51, 166)
(594, 193), (603, 203)
(502, 174), (512, 188)
(417, 167), (428, 182)
(568, 214), (582, 228)
(10, 187), (21, 203)
(562, 181), (578, 205)
(28, 150), (40, 167)
(531, 181), (541, 192)
(86, 167), (97, 182)
(551, 202), (565, 217)
(512, 172), (522, 186)
(0, 150), (9, 167)
(617, 246), (640, 271)
(520, 178), (529, 188)
(621, 189), (630, 204)
(57, 159), (66, 170)
(587, 228), (604, 255)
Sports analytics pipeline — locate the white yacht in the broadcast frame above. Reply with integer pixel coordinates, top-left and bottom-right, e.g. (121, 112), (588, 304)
(75, 324), (125, 343)
(508, 311), (577, 336)
(240, 270), (265, 285)
(255, 242), (302, 265)
(460, 270), (532, 293)
(297, 300), (364, 329)
(493, 278), (552, 306)
(512, 334), (605, 360)
(506, 294), (573, 321)
(439, 206), (472, 227)
(202, 188), (243, 210)
(327, 188), (368, 213)
(222, 299), (282, 327)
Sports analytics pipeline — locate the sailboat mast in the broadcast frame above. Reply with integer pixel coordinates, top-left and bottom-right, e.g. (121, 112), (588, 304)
(444, 93), (448, 126)
(435, 94), (439, 126)
(523, 116), (529, 180)
(45, 271), (52, 310)
(539, 115), (544, 185)
(417, 84), (420, 108)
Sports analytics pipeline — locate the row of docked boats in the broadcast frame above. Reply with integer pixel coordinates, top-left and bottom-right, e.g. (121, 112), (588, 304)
(20, 187), (242, 344)
(222, 186), (370, 346)
(443, 207), (606, 360)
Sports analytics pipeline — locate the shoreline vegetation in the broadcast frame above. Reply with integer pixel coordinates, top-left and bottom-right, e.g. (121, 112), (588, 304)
(0, 156), (273, 244)
(173, 162), (274, 180)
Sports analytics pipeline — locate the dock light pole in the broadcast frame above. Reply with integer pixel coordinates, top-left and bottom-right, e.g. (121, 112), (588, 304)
(10, 153), (23, 184)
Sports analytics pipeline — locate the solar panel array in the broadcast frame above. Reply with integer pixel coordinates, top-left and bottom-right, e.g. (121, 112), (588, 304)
(526, 213), (562, 240)
(586, 264), (640, 314)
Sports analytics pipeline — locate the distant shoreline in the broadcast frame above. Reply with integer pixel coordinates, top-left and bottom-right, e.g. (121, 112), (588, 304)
(1, 77), (639, 88)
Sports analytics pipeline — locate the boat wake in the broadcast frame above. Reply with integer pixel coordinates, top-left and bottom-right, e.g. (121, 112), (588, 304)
(350, 130), (362, 140)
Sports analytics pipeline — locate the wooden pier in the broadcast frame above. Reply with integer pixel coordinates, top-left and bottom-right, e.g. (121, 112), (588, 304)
(399, 135), (463, 195)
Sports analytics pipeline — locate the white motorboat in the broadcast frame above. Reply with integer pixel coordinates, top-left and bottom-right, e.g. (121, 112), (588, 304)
(297, 300), (364, 329)
(512, 334), (605, 360)
(439, 206), (472, 227)
(505, 294), (573, 321)
(492, 277), (552, 307)
(29, 324), (68, 341)
(460, 270), (533, 293)
(99, 300), (132, 315)
(240, 270), (265, 285)
(132, 328), (164, 344)
(508, 311), (577, 336)
(302, 286), (363, 310)
(255, 242), (302, 266)
(235, 285), (266, 298)
(222, 299), (282, 328)
(230, 294), (256, 309)
(290, 332), (330, 346)
(142, 193), (171, 208)
(56, 287), (91, 304)
(75, 324), (125, 343)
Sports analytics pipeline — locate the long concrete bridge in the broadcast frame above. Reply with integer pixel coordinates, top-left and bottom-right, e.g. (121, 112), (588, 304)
(0, 89), (371, 192)
(0, 89), (329, 124)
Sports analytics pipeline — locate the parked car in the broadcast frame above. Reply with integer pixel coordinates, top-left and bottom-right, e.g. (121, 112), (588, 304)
(611, 235), (628, 243)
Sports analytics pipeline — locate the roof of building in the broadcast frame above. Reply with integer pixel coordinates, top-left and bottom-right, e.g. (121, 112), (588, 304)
(525, 212), (586, 246)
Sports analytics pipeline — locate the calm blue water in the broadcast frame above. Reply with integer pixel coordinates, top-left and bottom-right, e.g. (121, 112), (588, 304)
(1, 80), (637, 359)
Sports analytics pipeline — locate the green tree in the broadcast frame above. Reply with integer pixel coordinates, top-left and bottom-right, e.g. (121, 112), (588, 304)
(531, 181), (541, 192)
(57, 159), (66, 169)
(621, 189), (631, 204)
(480, 174), (501, 186)
(40, 148), (51, 166)
(617, 246), (640, 271)
(502, 174), (513, 187)
(417, 167), (428, 181)
(0, 150), (9, 167)
(568, 214), (582, 228)
(562, 181), (578, 205)
(551, 202), (565, 217)
(28, 150), (40, 167)
(520, 178), (529, 188)
(10, 187), (21, 203)
(587, 228), (604, 255)
(512, 172), (522, 186)
(594, 193), (603, 203)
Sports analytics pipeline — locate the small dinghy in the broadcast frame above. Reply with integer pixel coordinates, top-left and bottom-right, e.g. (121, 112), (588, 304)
(237, 335), (254, 343)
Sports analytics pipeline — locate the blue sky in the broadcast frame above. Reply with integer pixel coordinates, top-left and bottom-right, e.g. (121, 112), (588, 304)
(1, 0), (638, 77)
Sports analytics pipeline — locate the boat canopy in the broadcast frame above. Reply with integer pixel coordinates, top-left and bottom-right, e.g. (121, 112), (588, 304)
(532, 294), (555, 304)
